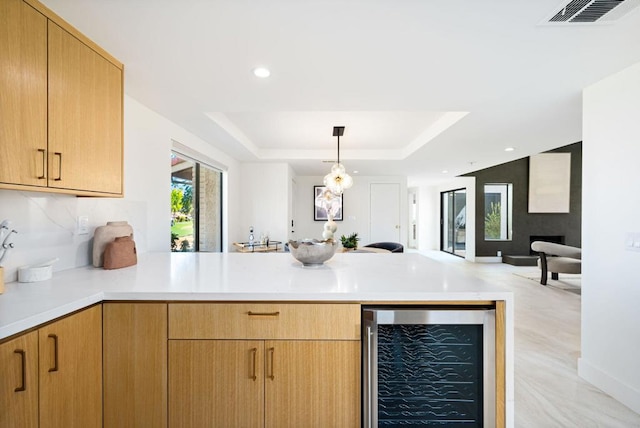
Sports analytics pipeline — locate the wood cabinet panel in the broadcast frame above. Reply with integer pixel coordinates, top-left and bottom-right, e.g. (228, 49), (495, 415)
(103, 303), (167, 428)
(169, 303), (361, 340)
(169, 340), (265, 428)
(0, 0), (47, 187)
(38, 305), (102, 428)
(47, 21), (122, 194)
(0, 331), (39, 428)
(264, 340), (360, 428)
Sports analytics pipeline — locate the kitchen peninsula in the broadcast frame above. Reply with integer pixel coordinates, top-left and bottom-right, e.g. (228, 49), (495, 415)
(0, 252), (514, 427)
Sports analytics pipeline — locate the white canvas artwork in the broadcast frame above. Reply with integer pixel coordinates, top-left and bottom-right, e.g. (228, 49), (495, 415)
(528, 153), (571, 213)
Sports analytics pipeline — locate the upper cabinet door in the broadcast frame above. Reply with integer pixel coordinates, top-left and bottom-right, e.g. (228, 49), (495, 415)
(0, 0), (47, 187)
(48, 22), (123, 195)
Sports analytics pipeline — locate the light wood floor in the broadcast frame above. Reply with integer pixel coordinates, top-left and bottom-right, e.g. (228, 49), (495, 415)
(423, 251), (640, 428)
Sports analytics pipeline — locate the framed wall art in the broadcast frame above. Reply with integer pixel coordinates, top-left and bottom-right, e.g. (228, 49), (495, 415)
(528, 153), (571, 213)
(314, 185), (343, 221)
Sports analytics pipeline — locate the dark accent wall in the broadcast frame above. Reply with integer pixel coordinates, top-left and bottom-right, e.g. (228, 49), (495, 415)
(463, 142), (581, 257)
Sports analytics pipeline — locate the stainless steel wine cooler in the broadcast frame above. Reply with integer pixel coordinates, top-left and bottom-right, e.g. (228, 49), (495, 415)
(363, 307), (496, 427)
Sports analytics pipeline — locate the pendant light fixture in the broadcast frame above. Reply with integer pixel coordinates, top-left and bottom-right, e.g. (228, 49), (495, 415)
(323, 126), (353, 195)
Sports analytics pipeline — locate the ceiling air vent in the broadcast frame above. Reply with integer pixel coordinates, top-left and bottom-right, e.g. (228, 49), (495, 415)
(545, 0), (640, 23)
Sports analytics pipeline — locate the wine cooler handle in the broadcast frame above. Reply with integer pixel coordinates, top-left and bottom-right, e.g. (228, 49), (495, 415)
(366, 325), (373, 428)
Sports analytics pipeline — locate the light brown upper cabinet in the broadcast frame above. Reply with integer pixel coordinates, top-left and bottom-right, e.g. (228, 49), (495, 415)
(0, 0), (123, 197)
(0, 0), (48, 188)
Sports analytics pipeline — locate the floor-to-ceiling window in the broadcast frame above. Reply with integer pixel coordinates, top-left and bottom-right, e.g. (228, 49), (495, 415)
(171, 152), (222, 252)
(441, 188), (466, 257)
(484, 183), (513, 241)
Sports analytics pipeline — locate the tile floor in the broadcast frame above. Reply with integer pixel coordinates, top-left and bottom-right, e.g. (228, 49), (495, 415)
(422, 251), (640, 428)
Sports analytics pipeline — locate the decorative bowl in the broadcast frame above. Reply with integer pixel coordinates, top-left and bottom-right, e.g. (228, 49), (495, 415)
(288, 239), (338, 266)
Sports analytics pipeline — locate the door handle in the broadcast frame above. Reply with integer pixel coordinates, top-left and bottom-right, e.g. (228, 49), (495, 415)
(250, 347), (257, 381)
(267, 347), (275, 380)
(14, 349), (26, 392)
(53, 152), (62, 181)
(48, 334), (59, 372)
(37, 149), (46, 179)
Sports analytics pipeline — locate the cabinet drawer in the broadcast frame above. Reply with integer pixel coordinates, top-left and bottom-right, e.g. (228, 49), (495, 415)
(168, 303), (360, 340)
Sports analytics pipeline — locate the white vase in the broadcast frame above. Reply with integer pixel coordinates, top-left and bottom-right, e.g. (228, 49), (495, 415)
(93, 221), (133, 267)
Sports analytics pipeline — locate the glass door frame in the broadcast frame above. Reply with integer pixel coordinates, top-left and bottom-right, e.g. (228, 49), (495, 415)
(440, 188), (466, 258)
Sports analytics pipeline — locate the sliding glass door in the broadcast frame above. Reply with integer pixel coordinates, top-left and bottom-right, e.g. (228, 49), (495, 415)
(441, 188), (466, 257)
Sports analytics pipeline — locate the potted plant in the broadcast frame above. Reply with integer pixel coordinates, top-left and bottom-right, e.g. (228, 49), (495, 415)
(340, 232), (359, 251)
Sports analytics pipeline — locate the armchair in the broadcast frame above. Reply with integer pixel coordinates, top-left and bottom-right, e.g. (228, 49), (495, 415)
(531, 241), (581, 285)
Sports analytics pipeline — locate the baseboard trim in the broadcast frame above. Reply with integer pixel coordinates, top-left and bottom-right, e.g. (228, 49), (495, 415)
(578, 357), (640, 414)
(475, 256), (502, 263)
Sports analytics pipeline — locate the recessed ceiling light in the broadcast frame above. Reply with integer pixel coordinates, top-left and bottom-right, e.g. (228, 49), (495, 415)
(253, 67), (270, 78)
(505, 147), (515, 152)
(353, 170), (359, 174)
(442, 170), (448, 174)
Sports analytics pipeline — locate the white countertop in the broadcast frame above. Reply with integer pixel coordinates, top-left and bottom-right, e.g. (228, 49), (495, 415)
(0, 252), (513, 340)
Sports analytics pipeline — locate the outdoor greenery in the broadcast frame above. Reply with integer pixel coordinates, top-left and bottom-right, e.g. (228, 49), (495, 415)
(340, 232), (359, 249)
(485, 201), (502, 239)
(171, 184), (194, 251)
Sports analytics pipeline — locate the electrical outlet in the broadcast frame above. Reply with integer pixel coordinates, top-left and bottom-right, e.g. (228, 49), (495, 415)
(76, 216), (89, 235)
(625, 232), (640, 252)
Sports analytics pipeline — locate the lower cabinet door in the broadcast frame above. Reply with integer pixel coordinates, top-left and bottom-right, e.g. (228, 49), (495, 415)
(0, 331), (39, 428)
(39, 305), (102, 428)
(103, 303), (167, 428)
(264, 340), (361, 428)
(169, 340), (265, 428)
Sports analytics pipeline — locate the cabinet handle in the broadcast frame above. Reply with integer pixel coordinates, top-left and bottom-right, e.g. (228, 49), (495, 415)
(247, 311), (280, 317)
(48, 334), (59, 372)
(37, 149), (46, 179)
(14, 349), (26, 392)
(250, 347), (257, 381)
(267, 347), (275, 380)
(54, 152), (62, 181)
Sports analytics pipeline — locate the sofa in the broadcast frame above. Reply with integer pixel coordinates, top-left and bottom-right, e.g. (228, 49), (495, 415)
(362, 242), (404, 253)
(530, 241), (581, 285)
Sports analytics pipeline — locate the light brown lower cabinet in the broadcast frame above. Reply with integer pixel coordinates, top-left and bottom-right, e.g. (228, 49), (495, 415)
(103, 303), (168, 428)
(0, 331), (39, 428)
(168, 339), (360, 428)
(167, 302), (361, 428)
(38, 305), (102, 428)
(0, 305), (102, 428)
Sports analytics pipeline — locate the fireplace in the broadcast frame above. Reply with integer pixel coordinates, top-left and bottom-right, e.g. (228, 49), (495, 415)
(530, 235), (564, 255)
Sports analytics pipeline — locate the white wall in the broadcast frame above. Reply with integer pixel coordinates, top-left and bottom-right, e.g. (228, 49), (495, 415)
(292, 175), (408, 247)
(579, 61), (640, 414)
(0, 95), (241, 282)
(238, 163), (291, 245)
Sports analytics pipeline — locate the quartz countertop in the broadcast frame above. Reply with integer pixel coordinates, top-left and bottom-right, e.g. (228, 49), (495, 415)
(0, 252), (513, 340)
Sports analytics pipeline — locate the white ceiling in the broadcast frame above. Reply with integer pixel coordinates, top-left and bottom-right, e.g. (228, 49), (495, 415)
(41, 0), (640, 183)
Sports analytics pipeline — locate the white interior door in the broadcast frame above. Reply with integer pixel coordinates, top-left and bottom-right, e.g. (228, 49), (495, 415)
(370, 183), (401, 243)
(289, 178), (297, 241)
(408, 188), (418, 249)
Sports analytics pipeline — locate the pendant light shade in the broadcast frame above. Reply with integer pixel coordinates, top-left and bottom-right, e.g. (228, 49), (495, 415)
(323, 126), (353, 195)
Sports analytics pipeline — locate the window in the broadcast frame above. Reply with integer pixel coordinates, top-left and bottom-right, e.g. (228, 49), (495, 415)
(484, 183), (513, 241)
(171, 152), (223, 252)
